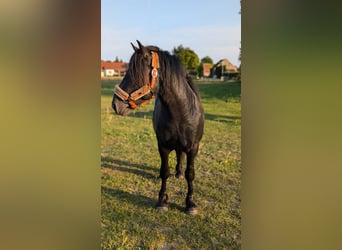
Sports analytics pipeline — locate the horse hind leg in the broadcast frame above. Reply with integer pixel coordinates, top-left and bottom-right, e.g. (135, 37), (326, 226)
(156, 145), (171, 211)
(185, 145), (199, 215)
(175, 150), (185, 178)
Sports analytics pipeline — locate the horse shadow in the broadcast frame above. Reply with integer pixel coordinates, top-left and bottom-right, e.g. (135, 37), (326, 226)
(204, 113), (241, 124)
(101, 156), (185, 212)
(101, 186), (185, 212)
(101, 186), (155, 208)
(101, 156), (158, 180)
(129, 109), (154, 119)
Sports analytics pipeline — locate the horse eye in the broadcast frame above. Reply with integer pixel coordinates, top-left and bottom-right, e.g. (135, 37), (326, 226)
(143, 53), (150, 60)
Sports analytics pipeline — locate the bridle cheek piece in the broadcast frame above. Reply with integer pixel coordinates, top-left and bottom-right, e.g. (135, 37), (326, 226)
(114, 51), (159, 109)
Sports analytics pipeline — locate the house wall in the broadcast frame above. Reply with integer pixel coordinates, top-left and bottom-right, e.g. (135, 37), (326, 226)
(101, 62), (127, 78)
(202, 63), (212, 77)
(104, 69), (115, 76)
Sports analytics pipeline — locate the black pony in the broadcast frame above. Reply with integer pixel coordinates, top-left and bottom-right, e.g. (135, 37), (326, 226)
(112, 41), (204, 215)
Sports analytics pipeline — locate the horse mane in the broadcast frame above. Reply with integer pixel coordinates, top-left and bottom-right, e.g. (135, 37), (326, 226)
(157, 50), (201, 103)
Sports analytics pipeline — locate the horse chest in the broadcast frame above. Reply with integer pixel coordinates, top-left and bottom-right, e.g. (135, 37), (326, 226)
(153, 97), (202, 150)
(153, 119), (194, 150)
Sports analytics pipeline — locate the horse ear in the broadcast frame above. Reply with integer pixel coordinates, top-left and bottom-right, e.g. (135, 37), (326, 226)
(136, 40), (148, 55)
(136, 40), (144, 50)
(131, 42), (139, 52)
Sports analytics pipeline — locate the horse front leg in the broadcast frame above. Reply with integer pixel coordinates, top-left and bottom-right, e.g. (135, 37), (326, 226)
(175, 150), (185, 178)
(156, 144), (170, 211)
(185, 145), (199, 215)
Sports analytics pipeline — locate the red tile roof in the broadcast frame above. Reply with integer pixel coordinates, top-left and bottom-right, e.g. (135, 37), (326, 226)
(101, 61), (127, 71)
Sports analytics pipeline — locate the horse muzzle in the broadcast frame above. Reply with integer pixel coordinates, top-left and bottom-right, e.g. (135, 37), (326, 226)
(112, 96), (131, 116)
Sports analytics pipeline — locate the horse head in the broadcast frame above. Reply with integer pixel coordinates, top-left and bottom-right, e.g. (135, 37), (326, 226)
(112, 40), (159, 116)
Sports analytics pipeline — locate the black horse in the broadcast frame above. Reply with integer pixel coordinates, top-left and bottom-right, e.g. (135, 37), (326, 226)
(112, 41), (204, 215)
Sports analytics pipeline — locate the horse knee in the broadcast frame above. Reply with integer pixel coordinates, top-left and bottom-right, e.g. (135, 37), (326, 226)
(159, 168), (170, 179)
(185, 167), (195, 181)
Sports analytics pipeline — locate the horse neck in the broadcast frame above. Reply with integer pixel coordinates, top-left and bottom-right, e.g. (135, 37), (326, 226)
(156, 52), (198, 108)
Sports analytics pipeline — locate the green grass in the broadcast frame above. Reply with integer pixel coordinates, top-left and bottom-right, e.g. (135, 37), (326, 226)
(101, 79), (241, 249)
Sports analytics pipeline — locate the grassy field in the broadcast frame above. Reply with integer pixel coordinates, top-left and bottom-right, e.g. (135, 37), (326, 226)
(101, 79), (241, 249)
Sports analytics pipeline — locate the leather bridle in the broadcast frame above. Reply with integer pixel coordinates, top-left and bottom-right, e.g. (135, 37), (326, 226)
(114, 51), (159, 109)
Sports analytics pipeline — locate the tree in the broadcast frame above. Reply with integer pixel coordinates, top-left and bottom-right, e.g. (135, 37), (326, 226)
(200, 56), (214, 64)
(172, 45), (199, 75)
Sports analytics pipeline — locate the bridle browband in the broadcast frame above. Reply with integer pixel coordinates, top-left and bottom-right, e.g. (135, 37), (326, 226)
(114, 51), (159, 109)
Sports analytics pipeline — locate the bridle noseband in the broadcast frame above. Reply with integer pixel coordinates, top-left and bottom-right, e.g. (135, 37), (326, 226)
(114, 51), (159, 109)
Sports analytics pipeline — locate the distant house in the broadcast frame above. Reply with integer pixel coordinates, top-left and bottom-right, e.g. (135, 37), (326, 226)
(102, 68), (115, 77)
(101, 61), (127, 78)
(202, 63), (212, 77)
(212, 59), (239, 79)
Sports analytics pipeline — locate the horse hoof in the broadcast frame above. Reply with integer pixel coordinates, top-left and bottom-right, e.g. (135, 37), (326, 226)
(186, 207), (198, 215)
(156, 206), (168, 212)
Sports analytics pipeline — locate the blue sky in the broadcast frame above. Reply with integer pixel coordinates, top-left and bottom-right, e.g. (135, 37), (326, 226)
(101, 0), (241, 66)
